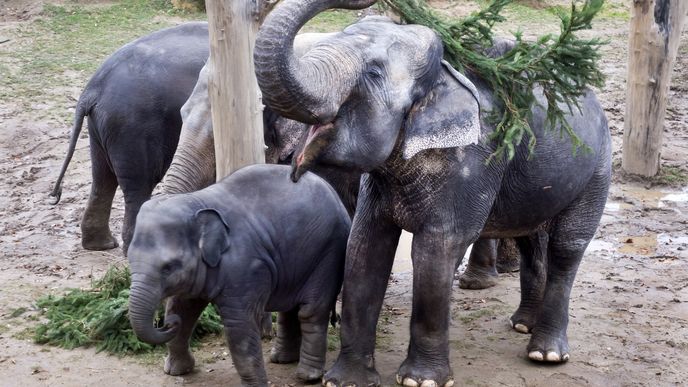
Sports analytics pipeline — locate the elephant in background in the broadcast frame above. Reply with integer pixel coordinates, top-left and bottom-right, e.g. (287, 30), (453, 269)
(49, 24), (355, 257)
(128, 164), (351, 385)
(254, 1), (611, 386)
(50, 22), (210, 255)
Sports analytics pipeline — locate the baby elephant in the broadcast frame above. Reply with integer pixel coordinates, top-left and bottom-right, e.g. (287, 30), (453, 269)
(127, 164), (350, 386)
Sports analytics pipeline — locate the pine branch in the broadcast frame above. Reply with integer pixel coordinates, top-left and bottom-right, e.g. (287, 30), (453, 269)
(381, 0), (606, 160)
(34, 265), (223, 354)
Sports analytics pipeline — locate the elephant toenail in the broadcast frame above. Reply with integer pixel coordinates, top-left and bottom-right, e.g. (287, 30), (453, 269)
(562, 353), (570, 361)
(444, 380), (455, 387)
(545, 351), (561, 362)
(325, 381), (336, 387)
(528, 351), (544, 361)
(420, 380), (437, 387)
(403, 378), (419, 387)
(514, 323), (529, 333)
(396, 374), (403, 385)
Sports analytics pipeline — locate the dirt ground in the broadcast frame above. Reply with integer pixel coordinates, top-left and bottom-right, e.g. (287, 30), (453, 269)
(0, 1), (687, 386)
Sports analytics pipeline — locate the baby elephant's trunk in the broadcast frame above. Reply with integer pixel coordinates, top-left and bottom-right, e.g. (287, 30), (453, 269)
(128, 279), (179, 345)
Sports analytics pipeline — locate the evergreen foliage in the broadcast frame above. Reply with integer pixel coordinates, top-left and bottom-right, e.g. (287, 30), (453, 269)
(381, 0), (606, 160)
(34, 265), (223, 354)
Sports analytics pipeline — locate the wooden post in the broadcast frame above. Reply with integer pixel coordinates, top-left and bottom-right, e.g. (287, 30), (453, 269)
(622, 0), (688, 176)
(205, 0), (271, 180)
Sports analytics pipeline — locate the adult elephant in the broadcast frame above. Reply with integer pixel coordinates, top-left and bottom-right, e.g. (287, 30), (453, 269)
(254, 1), (611, 386)
(159, 32), (361, 218)
(50, 22), (209, 255)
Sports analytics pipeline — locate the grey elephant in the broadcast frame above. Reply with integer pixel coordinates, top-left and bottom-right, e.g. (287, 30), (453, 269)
(50, 22), (209, 255)
(128, 164), (351, 386)
(254, 1), (611, 386)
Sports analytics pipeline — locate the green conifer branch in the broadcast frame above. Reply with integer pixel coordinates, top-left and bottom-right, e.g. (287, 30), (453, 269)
(381, 0), (606, 160)
(34, 265), (223, 354)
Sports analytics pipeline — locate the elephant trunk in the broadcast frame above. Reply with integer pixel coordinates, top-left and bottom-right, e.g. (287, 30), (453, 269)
(160, 65), (216, 194)
(161, 135), (216, 194)
(128, 279), (179, 345)
(254, 0), (374, 124)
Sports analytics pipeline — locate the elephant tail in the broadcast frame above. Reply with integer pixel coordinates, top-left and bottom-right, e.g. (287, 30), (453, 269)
(330, 303), (340, 328)
(49, 95), (93, 205)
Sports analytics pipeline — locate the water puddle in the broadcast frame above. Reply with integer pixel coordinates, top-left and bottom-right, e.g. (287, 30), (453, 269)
(604, 202), (633, 212)
(618, 235), (657, 256)
(618, 186), (688, 210)
(587, 239), (616, 253)
(661, 192), (688, 204)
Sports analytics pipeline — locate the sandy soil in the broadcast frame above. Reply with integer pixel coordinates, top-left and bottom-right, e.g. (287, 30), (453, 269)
(0, 1), (687, 386)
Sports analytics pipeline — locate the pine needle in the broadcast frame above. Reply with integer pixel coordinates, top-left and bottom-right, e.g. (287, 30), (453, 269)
(381, 0), (606, 160)
(34, 265), (223, 355)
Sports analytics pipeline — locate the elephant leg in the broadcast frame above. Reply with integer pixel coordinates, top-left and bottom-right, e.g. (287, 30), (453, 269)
(216, 294), (268, 386)
(458, 238), (498, 289)
(120, 186), (153, 256)
(81, 143), (119, 251)
(509, 231), (548, 334)
(260, 311), (274, 339)
(269, 308), (301, 364)
(294, 304), (331, 382)
(527, 174), (608, 363)
(163, 296), (208, 376)
(324, 211), (401, 387)
(495, 237), (521, 273)
(396, 231), (466, 387)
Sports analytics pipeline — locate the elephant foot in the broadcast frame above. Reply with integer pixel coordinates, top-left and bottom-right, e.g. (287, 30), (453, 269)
(495, 238), (520, 273)
(295, 362), (323, 382)
(457, 266), (498, 290)
(495, 256), (519, 273)
(323, 354), (380, 387)
(260, 312), (274, 339)
(509, 307), (538, 334)
(269, 346), (300, 364)
(396, 357), (453, 387)
(164, 350), (195, 375)
(526, 328), (570, 363)
(82, 231), (119, 251)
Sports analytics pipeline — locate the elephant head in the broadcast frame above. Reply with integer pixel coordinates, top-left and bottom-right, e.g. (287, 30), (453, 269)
(128, 199), (229, 345)
(161, 32), (337, 195)
(254, 0), (482, 181)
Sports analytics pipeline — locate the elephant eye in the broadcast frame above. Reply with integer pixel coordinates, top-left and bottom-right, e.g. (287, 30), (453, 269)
(366, 67), (383, 78)
(161, 260), (182, 275)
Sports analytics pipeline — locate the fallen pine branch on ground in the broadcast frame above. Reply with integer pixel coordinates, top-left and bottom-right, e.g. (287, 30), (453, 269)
(34, 265), (223, 354)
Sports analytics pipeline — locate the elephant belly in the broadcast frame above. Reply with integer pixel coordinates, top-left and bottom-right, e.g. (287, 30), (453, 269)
(481, 158), (597, 237)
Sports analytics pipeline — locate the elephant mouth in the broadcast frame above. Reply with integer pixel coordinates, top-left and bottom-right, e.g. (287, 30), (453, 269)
(291, 122), (334, 182)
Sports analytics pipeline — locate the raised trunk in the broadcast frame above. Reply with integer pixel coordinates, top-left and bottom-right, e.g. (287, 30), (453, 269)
(254, 0), (375, 124)
(128, 280), (178, 345)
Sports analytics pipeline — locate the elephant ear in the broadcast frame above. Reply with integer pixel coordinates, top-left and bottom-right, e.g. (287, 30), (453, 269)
(195, 209), (230, 268)
(402, 60), (482, 159)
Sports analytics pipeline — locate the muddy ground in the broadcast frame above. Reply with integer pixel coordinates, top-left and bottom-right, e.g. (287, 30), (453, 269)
(0, 1), (687, 386)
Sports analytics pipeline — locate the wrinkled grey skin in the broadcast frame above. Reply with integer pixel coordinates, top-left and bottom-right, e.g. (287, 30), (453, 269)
(160, 32), (341, 196)
(128, 164), (351, 386)
(49, 22), (209, 256)
(254, 1), (611, 386)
